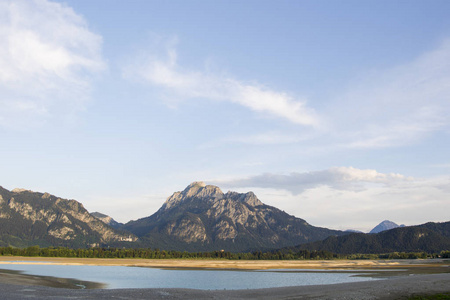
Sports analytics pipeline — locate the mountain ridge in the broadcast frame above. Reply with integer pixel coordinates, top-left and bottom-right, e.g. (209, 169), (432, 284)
(91, 212), (124, 229)
(122, 182), (347, 252)
(289, 221), (450, 254)
(1, 183), (449, 254)
(0, 186), (137, 248)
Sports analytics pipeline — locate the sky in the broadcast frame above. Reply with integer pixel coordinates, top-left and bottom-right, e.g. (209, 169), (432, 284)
(1, 0), (449, 232)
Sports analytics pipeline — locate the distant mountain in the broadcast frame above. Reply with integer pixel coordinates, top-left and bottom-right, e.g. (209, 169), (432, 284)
(3, 182), (447, 254)
(370, 220), (404, 233)
(91, 212), (123, 229)
(123, 182), (348, 252)
(0, 186), (137, 248)
(291, 221), (450, 254)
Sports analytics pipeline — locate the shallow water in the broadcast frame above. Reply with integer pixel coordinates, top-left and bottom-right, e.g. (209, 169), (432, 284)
(0, 263), (380, 290)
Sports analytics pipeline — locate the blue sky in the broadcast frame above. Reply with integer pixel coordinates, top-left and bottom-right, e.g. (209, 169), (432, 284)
(1, 0), (449, 231)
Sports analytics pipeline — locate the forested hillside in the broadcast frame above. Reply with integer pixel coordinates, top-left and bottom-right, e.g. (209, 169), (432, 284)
(290, 222), (450, 254)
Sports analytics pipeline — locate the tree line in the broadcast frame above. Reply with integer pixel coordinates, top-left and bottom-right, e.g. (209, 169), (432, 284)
(0, 246), (448, 260)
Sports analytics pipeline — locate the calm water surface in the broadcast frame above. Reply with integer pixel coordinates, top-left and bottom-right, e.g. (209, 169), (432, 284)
(1, 263), (379, 290)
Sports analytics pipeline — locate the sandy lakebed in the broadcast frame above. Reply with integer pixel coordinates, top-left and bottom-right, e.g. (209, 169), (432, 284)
(0, 256), (449, 299)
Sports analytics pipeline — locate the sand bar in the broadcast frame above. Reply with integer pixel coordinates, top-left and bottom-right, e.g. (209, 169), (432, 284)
(0, 257), (449, 299)
(0, 272), (448, 299)
(0, 256), (448, 271)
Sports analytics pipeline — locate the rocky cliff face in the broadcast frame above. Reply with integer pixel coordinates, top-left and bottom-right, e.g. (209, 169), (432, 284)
(0, 186), (137, 248)
(91, 212), (123, 229)
(123, 182), (346, 252)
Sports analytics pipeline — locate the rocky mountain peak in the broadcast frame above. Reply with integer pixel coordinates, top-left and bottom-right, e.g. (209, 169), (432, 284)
(195, 184), (223, 199)
(182, 181), (221, 197)
(163, 182), (224, 210)
(186, 181), (206, 189)
(182, 182), (205, 197)
(12, 188), (31, 193)
(123, 182), (346, 252)
(242, 191), (262, 206)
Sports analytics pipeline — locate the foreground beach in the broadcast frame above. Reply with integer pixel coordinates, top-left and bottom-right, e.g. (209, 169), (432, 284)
(0, 257), (449, 299)
(0, 273), (449, 299)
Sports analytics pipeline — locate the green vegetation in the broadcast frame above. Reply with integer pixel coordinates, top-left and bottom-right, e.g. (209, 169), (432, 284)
(1, 246), (449, 260)
(294, 223), (450, 255)
(0, 246), (335, 260)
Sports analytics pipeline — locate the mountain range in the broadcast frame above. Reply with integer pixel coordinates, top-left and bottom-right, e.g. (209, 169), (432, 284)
(292, 221), (450, 254)
(1, 182), (449, 254)
(122, 182), (346, 252)
(0, 186), (137, 248)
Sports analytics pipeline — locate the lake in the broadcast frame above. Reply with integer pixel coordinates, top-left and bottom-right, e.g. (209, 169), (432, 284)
(0, 262), (381, 290)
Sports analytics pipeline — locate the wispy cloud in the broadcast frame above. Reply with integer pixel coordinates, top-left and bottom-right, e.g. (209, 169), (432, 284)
(212, 167), (412, 194)
(125, 37), (450, 150)
(0, 0), (105, 128)
(333, 40), (450, 149)
(123, 40), (320, 127)
(211, 167), (450, 231)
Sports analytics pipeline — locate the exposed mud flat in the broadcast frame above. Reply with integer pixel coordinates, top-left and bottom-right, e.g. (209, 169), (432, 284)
(0, 257), (448, 299)
(0, 273), (448, 299)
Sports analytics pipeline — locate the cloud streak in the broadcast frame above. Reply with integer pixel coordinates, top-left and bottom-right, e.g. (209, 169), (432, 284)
(131, 38), (450, 151)
(332, 40), (450, 149)
(124, 41), (320, 127)
(213, 167), (412, 194)
(211, 167), (450, 231)
(0, 0), (105, 128)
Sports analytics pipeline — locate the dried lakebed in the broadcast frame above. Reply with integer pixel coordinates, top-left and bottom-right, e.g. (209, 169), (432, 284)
(0, 257), (448, 299)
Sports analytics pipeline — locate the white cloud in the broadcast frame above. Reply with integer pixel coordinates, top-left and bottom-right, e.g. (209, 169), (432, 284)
(213, 167), (411, 194)
(124, 40), (320, 127)
(284, 182), (448, 232)
(0, 0), (105, 128)
(211, 167), (450, 231)
(126, 37), (450, 150)
(332, 40), (450, 149)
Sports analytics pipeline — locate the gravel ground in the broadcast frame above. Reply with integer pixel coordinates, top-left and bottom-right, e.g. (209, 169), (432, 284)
(0, 273), (449, 299)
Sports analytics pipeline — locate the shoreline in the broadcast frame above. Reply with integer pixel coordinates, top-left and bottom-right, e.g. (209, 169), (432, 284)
(0, 257), (448, 299)
(0, 273), (448, 299)
(1, 256), (448, 270)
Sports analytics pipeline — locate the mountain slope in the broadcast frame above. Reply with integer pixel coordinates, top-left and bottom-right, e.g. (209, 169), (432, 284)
(123, 182), (347, 252)
(91, 212), (124, 229)
(293, 221), (450, 254)
(0, 186), (137, 248)
(369, 220), (404, 233)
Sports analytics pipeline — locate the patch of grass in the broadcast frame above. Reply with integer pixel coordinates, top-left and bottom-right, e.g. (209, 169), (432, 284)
(407, 293), (450, 300)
